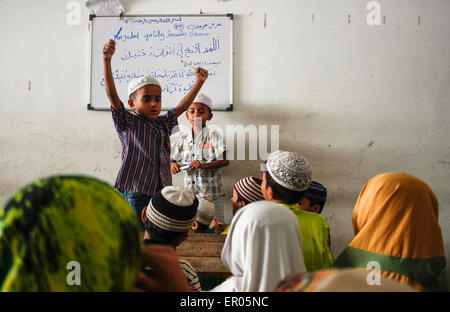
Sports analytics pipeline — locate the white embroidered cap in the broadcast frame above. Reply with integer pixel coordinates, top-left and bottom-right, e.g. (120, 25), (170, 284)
(266, 150), (312, 191)
(193, 93), (213, 110)
(128, 76), (161, 98)
(195, 195), (215, 226)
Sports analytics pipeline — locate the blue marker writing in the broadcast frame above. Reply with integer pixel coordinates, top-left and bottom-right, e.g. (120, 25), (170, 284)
(114, 27), (123, 41)
(104, 29), (122, 57)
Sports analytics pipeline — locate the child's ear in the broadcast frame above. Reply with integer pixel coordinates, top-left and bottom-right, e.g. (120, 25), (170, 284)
(266, 186), (275, 201)
(192, 221), (199, 231)
(311, 204), (321, 213)
(238, 201), (245, 209)
(141, 207), (147, 224)
(128, 99), (135, 110)
(207, 112), (213, 121)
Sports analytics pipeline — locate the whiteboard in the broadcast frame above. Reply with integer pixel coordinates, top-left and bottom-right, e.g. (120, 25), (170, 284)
(89, 15), (233, 111)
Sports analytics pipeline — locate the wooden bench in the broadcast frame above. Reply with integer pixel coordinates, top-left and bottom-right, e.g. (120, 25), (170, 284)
(177, 232), (231, 280)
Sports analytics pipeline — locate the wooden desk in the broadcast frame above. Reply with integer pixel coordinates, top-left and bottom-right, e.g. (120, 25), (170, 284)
(177, 233), (230, 278)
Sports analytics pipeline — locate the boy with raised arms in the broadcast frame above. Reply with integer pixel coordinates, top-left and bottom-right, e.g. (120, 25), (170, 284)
(103, 39), (208, 229)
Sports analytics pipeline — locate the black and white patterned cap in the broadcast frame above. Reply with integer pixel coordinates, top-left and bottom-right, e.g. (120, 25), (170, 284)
(266, 150), (312, 191)
(147, 186), (198, 232)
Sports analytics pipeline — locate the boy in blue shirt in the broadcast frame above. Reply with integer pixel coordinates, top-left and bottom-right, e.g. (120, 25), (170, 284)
(103, 40), (208, 229)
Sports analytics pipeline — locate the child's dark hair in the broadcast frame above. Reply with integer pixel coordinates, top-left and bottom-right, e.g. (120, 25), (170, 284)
(302, 181), (327, 214)
(304, 195), (325, 214)
(144, 219), (187, 246)
(236, 194), (251, 206)
(265, 171), (306, 205)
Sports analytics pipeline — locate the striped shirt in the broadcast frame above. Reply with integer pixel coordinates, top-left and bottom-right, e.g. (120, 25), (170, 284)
(111, 102), (178, 196)
(179, 257), (202, 291)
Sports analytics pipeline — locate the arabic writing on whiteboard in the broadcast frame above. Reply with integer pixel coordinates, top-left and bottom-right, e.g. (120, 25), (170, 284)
(91, 15), (232, 110)
(99, 18), (225, 94)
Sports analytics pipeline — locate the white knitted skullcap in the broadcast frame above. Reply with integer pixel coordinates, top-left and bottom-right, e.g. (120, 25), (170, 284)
(195, 195), (215, 225)
(128, 76), (161, 97)
(161, 186), (196, 206)
(193, 93), (213, 110)
(266, 150), (312, 191)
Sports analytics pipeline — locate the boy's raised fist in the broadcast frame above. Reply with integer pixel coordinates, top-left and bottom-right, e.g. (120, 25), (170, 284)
(103, 40), (116, 60)
(195, 67), (208, 82)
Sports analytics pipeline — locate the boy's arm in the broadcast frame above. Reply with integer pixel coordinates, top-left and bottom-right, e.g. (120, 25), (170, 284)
(175, 67), (208, 117)
(103, 40), (121, 111)
(190, 152), (230, 170)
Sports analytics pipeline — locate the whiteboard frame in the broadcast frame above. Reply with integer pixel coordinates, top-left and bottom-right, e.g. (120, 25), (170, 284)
(87, 14), (234, 112)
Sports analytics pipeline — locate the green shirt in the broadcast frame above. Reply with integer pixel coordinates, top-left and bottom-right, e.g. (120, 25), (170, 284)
(282, 203), (333, 272)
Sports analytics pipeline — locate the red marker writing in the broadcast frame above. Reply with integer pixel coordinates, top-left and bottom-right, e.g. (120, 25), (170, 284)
(180, 59), (197, 70)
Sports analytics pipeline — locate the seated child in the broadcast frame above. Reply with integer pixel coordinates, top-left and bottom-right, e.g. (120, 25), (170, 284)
(299, 181), (327, 214)
(141, 186), (202, 291)
(220, 176), (265, 235)
(260, 151), (334, 272)
(171, 93), (229, 230)
(137, 201), (308, 292)
(298, 181), (333, 258)
(210, 200), (307, 292)
(334, 172), (449, 291)
(192, 195), (215, 233)
(0, 175), (142, 292)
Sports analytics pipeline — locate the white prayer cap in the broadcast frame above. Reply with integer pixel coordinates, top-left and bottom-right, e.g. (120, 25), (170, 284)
(265, 150), (312, 191)
(195, 196), (215, 226)
(128, 76), (161, 98)
(193, 93), (213, 110)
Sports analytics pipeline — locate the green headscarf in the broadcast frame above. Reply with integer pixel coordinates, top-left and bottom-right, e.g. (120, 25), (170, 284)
(0, 175), (142, 291)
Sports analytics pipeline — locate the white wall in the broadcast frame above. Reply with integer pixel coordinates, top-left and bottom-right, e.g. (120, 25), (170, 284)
(1, 0), (449, 264)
